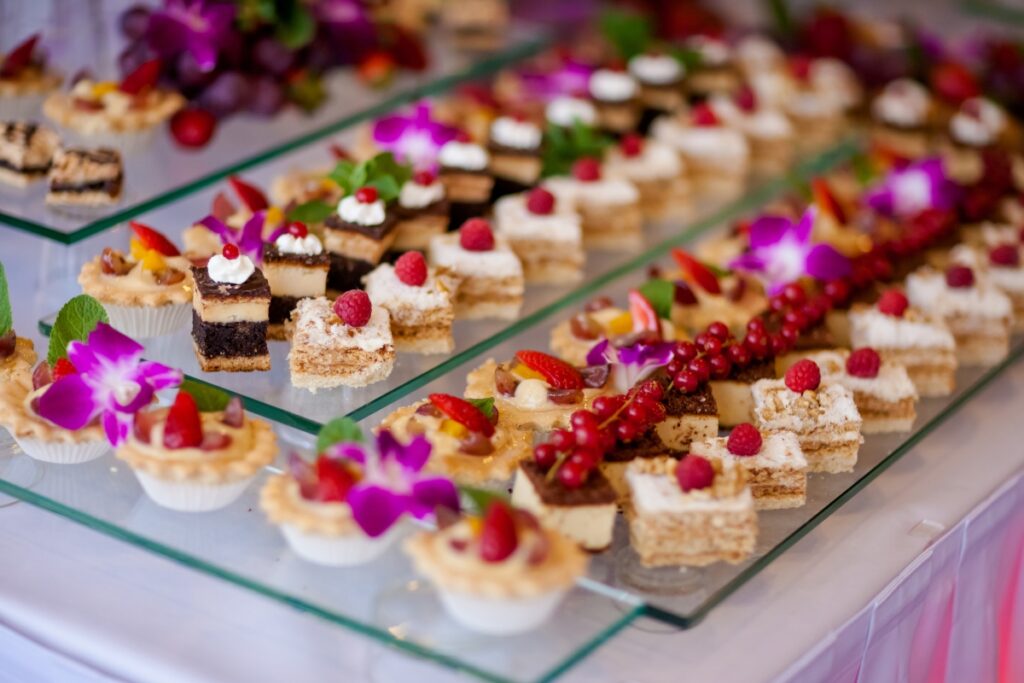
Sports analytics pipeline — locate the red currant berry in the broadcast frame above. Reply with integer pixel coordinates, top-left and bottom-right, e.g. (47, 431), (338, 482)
(557, 461), (586, 489)
(780, 323), (800, 343)
(675, 341), (698, 362)
(783, 308), (806, 330)
(769, 294), (788, 312)
(592, 396), (617, 419)
(639, 380), (663, 402)
(574, 424), (602, 449)
(709, 353), (732, 379)
(570, 410), (598, 430)
(616, 420), (639, 442)
(286, 221), (308, 238)
(673, 370), (699, 393)
(746, 317), (767, 334)
(687, 357), (711, 383)
(551, 428), (574, 451)
(770, 333), (789, 355)
(744, 332), (769, 359)
(726, 343), (751, 367)
(666, 358), (684, 375)
(824, 279), (850, 305)
(707, 321), (730, 341)
(221, 243), (239, 260)
(781, 282), (806, 305)
(699, 335), (722, 355)
(534, 443), (557, 469)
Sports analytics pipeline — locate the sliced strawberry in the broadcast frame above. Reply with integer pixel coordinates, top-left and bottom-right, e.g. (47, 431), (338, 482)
(811, 178), (847, 224)
(163, 390), (203, 449)
(629, 289), (661, 337)
(51, 357), (77, 381)
(211, 191), (236, 221)
(479, 501), (518, 563)
(129, 221), (181, 256)
(228, 175), (269, 211)
(671, 248), (721, 294)
(0, 34), (39, 78)
(428, 394), (495, 437)
(119, 58), (162, 95)
(514, 350), (584, 390)
(315, 456), (356, 503)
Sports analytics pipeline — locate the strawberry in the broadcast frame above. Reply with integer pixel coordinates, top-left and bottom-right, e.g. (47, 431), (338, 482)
(228, 175), (269, 212)
(515, 350), (584, 390)
(163, 390), (203, 449)
(129, 221), (180, 256)
(428, 394), (495, 437)
(671, 248), (721, 294)
(119, 58), (162, 95)
(51, 357), (77, 381)
(315, 456), (356, 503)
(0, 34), (39, 78)
(211, 191), (236, 221)
(628, 289), (661, 338)
(479, 501), (518, 563)
(811, 178), (846, 224)
(170, 107), (216, 148)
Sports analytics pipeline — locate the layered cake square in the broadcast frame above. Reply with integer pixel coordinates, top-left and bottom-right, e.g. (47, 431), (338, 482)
(322, 187), (397, 292)
(362, 253), (456, 354)
(493, 188), (584, 284)
(0, 121), (58, 187)
(261, 227), (329, 340)
(437, 137), (493, 227)
(588, 69), (641, 135)
(392, 170), (449, 252)
(487, 115), (544, 197)
(601, 427), (684, 504)
(626, 455), (757, 567)
(543, 158), (643, 251)
(46, 147), (123, 206)
(709, 358), (776, 427)
(650, 106), (750, 199)
(191, 252), (271, 372)
(653, 378), (719, 451)
(949, 242), (1024, 332)
(604, 134), (691, 220)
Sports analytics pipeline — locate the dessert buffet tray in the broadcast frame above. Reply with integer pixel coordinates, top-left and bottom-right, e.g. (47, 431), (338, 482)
(0, 25), (545, 244)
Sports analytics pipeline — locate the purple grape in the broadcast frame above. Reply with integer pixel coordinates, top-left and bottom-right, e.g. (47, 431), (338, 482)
(247, 76), (286, 116)
(175, 50), (216, 91)
(198, 71), (249, 117)
(306, 35), (336, 72)
(252, 38), (295, 76)
(118, 40), (158, 77)
(119, 4), (151, 40)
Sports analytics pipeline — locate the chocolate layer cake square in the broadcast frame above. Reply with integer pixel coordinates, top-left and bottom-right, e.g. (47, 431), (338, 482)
(0, 122), (58, 187)
(653, 376), (719, 450)
(709, 358), (775, 427)
(261, 243), (329, 340)
(191, 266), (271, 372)
(46, 147), (123, 206)
(511, 460), (617, 551)
(323, 211), (398, 292)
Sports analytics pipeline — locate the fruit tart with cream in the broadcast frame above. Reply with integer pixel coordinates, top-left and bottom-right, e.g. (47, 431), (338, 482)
(0, 262), (35, 385)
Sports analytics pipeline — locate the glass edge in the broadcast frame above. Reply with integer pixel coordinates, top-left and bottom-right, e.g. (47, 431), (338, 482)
(643, 340), (1024, 629)
(533, 603), (644, 683)
(0, 35), (550, 246)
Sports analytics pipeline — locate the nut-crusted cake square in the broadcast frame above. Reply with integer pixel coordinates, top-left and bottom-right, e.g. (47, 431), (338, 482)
(0, 122), (59, 187)
(542, 171), (643, 251)
(363, 262), (456, 354)
(46, 147), (123, 206)
(428, 231), (524, 320)
(493, 191), (584, 284)
(690, 431), (807, 510)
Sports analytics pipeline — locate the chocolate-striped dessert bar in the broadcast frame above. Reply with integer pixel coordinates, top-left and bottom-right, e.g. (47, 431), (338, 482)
(0, 121), (58, 187)
(191, 255), (271, 372)
(487, 116), (543, 199)
(46, 147), (123, 206)
(322, 188), (397, 292)
(261, 229), (329, 340)
(437, 138), (493, 229)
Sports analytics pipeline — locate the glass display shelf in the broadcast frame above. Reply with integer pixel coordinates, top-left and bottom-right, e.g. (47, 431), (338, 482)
(0, 24), (546, 245)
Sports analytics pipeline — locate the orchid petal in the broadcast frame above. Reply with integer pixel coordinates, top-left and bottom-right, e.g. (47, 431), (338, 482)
(397, 434), (432, 471)
(86, 323), (144, 364)
(408, 477), (460, 519)
(793, 207), (816, 243)
(729, 252), (767, 273)
(372, 115), (411, 144)
(198, 215), (235, 242)
(65, 341), (100, 376)
(102, 411), (131, 446)
(136, 361), (183, 391)
(585, 339), (612, 367)
(747, 215), (792, 249)
(347, 485), (406, 538)
(36, 376), (97, 430)
(805, 244), (852, 281)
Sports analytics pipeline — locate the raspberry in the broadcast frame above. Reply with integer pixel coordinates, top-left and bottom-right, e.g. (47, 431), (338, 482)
(989, 244), (1020, 267)
(945, 265), (974, 288)
(515, 350), (584, 390)
(479, 501), (518, 563)
(877, 290), (909, 317)
(789, 55), (812, 80)
(412, 169), (435, 185)
(221, 243), (239, 260)
(355, 186), (378, 203)
(429, 393), (495, 437)
(572, 157), (602, 182)
(785, 359), (821, 393)
(459, 218), (494, 251)
(727, 423), (762, 456)
(287, 221), (308, 238)
(526, 187), (555, 215)
(333, 290), (372, 327)
(620, 133), (643, 157)
(846, 347), (881, 378)
(394, 251), (428, 286)
(735, 85), (757, 112)
(692, 103), (719, 126)
(675, 454), (715, 492)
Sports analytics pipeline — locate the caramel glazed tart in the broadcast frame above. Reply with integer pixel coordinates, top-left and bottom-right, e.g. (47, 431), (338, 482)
(0, 381), (105, 443)
(260, 474), (359, 536)
(116, 416), (277, 483)
(43, 90), (186, 133)
(78, 257), (194, 306)
(0, 338), (38, 384)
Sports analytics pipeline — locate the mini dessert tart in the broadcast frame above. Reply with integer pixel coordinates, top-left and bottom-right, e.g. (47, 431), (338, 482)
(380, 393), (532, 486)
(269, 166), (341, 208)
(437, 136), (493, 228)
(848, 292), (958, 398)
(667, 251), (767, 336)
(652, 372), (718, 451)
(405, 501), (587, 634)
(869, 79), (934, 160)
(709, 357), (776, 428)
(651, 105), (750, 199)
(191, 247), (271, 372)
(752, 360), (863, 474)
(0, 121), (59, 187)
(511, 459), (618, 552)
(428, 219), (524, 320)
(486, 115), (544, 198)
(260, 223), (329, 341)
(543, 157), (643, 251)
(46, 147), (123, 206)
(588, 68), (641, 135)
(466, 351), (612, 432)
(709, 89), (795, 175)
(439, 0), (510, 52)
(0, 35), (62, 119)
(323, 186), (397, 292)
(906, 264), (1012, 367)
(363, 253), (456, 354)
(942, 98), (1017, 184)
(78, 222), (193, 339)
(628, 52), (686, 133)
(288, 293), (395, 390)
(545, 96), (598, 131)
(625, 455), (757, 567)
(184, 176), (280, 260)
(603, 133), (691, 220)
(548, 296), (679, 367)
(392, 169), (449, 252)
(682, 36), (742, 102)
(493, 187), (584, 284)
(0, 330), (35, 386)
(118, 393), (276, 512)
(691, 426), (808, 510)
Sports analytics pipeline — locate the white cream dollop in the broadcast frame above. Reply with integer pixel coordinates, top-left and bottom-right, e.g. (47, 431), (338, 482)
(275, 233), (323, 256)
(490, 116), (542, 150)
(207, 253), (256, 285)
(872, 79), (930, 128)
(399, 179), (445, 209)
(950, 98), (1005, 147)
(337, 195), (386, 226)
(546, 96), (597, 127)
(438, 140), (489, 171)
(589, 69), (638, 102)
(686, 36), (731, 67)
(513, 379), (550, 409)
(629, 53), (684, 85)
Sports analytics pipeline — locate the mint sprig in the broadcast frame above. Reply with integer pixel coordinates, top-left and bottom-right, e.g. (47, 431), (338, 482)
(459, 485), (509, 517)
(47, 295), (108, 366)
(541, 122), (612, 178)
(180, 378), (232, 412)
(598, 8), (652, 60)
(328, 152), (412, 202)
(638, 279), (674, 320)
(287, 199), (336, 224)
(0, 261), (11, 337)
(467, 397), (496, 420)
(317, 416), (364, 454)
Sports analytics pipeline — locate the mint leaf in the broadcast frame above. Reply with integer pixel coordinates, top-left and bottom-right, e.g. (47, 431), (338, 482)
(467, 397), (496, 420)
(47, 295), (108, 366)
(287, 200), (336, 224)
(275, 4), (315, 49)
(459, 485), (509, 516)
(767, 0), (794, 38)
(541, 122), (612, 178)
(180, 378), (231, 412)
(599, 8), (652, 60)
(0, 261), (11, 336)
(638, 279), (674, 320)
(370, 152), (413, 187)
(317, 417), (364, 454)
(671, 46), (702, 72)
(367, 175), (401, 203)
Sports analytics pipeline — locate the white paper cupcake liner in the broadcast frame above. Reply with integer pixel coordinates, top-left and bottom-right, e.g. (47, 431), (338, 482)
(103, 302), (191, 339)
(13, 435), (109, 465)
(436, 587), (568, 635)
(133, 471), (255, 512)
(281, 523), (400, 566)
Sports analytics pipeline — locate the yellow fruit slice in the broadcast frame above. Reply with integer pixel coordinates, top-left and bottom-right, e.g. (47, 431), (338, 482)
(511, 364), (545, 381)
(466, 517), (484, 536)
(265, 206), (284, 227)
(129, 237), (147, 261)
(440, 419), (468, 439)
(91, 82), (118, 98)
(606, 312), (633, 336)
(141, 250), (166, 272)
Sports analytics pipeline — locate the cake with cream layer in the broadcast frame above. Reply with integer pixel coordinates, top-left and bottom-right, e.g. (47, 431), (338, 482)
(690, 430), (807, 510)
(604, 135), (690, 220)
(191, 254), (271, 372)
(261, 231), (328, 340)
(493, 189), (584, 284)
(363, 262), (456, 354)
(543, 162), (643, 251)
(322, 190), (396, 292)
(428, 228), (524, 320)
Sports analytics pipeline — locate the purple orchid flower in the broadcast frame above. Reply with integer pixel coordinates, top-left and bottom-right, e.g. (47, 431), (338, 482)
(36, 323), (182, 446)
(516, 59), (595, 102)
(198, 211), (285, 265)
(146, 0), (236, 73)
(327, 430), (459, 538)
(730, 207), (851, 294)
(863, 157), (953, 219)
(371, 102), (458, 171)
(587, 338), (675, 393)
